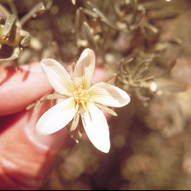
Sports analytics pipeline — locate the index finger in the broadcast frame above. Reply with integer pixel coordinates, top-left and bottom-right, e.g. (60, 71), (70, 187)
(0, 63), (53, 116)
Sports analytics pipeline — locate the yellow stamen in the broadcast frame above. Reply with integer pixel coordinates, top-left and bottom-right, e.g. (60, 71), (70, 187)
(73, 85), (90, 112)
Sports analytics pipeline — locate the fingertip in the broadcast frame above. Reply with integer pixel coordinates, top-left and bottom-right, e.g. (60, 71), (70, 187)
(0, 63), (53, 116)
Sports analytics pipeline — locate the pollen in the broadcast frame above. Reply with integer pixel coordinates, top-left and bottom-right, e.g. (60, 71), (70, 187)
(73, 85), (90, 111)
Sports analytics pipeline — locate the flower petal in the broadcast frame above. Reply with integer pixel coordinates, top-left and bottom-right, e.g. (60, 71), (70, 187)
(41, 58), (74, 96)
(81, 103), (110, 153)
(89, 82), (130, 107)
(35, 97), (76, 136)
(73, 48), (95, 89)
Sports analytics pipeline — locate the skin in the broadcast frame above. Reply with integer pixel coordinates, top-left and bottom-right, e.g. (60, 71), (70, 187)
(0, 62), (108, 189)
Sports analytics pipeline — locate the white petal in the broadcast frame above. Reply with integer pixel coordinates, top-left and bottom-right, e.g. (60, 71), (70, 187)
(73, 48), (95, 89)
(81, 103), (110, 153)
(41, 58), (74, 96)
(89, 82), (130, 107)
(35, 97), (76, 135)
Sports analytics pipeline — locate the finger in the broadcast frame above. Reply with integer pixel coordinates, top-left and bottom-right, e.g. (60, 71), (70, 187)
(0, 101), (72, 190)
(0, 63), (107, 116)
(0, 63), (53, 116)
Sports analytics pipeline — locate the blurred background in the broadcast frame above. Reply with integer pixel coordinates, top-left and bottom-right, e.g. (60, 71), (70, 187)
(0, 0), (191, 189)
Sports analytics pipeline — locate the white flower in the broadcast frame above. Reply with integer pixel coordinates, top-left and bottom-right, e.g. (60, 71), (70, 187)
(35, 48), (130, 153)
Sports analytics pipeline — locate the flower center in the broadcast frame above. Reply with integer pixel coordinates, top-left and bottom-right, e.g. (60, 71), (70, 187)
(73, 85), (90, 112)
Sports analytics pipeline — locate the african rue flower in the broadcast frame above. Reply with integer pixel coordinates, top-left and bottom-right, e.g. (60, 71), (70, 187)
(35, 48), (130, 153)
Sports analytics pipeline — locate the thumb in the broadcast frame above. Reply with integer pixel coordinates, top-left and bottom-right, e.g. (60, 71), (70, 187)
(0, 101), (72, 190)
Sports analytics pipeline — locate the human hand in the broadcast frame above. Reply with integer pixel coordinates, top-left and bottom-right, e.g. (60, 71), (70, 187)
(0, 62), (107, 189)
